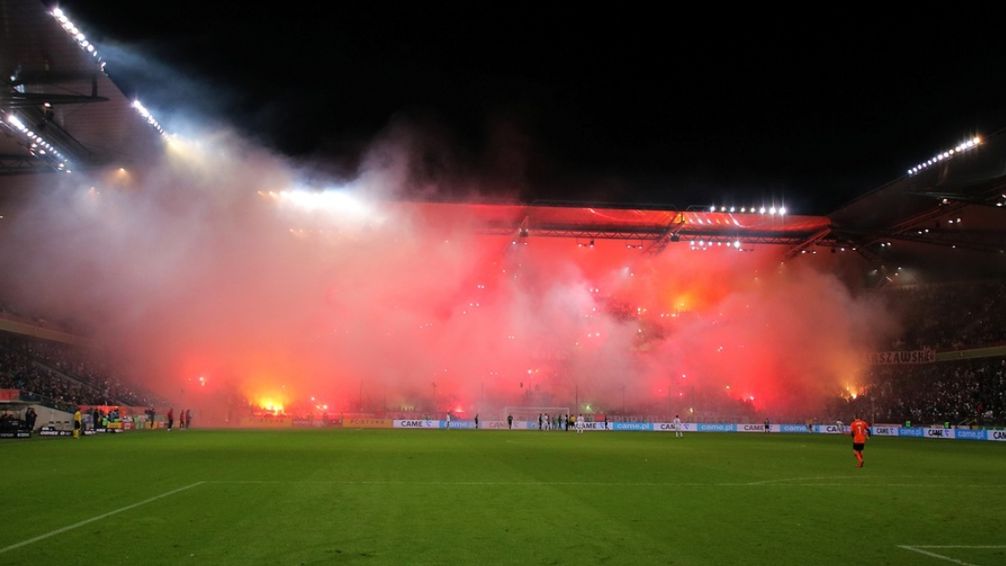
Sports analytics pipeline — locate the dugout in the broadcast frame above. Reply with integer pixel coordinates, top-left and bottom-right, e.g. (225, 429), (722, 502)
(0, 400), (33, 438)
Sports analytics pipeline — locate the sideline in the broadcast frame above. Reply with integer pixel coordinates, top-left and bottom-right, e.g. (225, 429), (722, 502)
(897, 545), (1006, 566)
(0, 481), (206, 555)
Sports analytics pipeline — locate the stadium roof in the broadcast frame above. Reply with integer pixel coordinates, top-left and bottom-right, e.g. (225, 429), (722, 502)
(826, 130), (1006, 259)
(404, 201), (830, 252)
(0, 0), (161, 176)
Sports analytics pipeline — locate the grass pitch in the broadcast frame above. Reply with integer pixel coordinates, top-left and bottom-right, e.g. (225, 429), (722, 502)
(2, 429), (1004, 565)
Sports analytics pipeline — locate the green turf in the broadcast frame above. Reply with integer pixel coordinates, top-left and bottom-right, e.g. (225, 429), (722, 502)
(1, 429), (1004, 565)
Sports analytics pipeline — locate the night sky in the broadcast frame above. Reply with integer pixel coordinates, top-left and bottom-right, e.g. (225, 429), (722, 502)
(56, 1), (1006, 213)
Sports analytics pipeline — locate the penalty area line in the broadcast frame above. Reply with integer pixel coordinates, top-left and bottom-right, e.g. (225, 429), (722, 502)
(897, 545), (1006, 566)
(0, 481), (206, 556)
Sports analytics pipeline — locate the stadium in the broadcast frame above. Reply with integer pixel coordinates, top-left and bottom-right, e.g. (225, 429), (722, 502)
(1, 2), (1005, 565)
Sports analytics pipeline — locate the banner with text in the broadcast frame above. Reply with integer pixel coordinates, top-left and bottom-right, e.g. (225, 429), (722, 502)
(478, 420), (509, 430)
(954, 429), (986, 441)
(393, 419), (441, 429)
(446, 420), (477, 429)
(814, 424), (847, 435)
(736, 423), (781, 433)
(987, 430), (1006, 442)
(923, 427), (955, 439)
(653, 422), (694, 432)
(871, 426), (900, 437)
(343, 417), (393, 429)
(612, 422), (653, 431)
(696, 423), (736, 432)
(866, 348), (936, 365)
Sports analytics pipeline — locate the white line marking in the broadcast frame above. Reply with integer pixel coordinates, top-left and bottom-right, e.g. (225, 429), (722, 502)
(898, 546), (979, 565)
(914, 546), (1006, 549)
(897, 545), (1006, 566)
(204, 480), (1002, 488)
(208, 480), (712, 486)
(743, 476), (855, 485)
(790, 483), (998, 488)
(0, 482), (205, 555)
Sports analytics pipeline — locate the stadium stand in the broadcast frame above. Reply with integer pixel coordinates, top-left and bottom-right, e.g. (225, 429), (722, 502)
(880, 280), (1006, 351)
(832, 357), (1006, 426)
(0, 331), (159, 411)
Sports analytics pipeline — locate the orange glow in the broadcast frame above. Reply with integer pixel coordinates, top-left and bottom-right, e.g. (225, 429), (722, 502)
(672, 293), (692, 312)
(257, 397), (286, 414)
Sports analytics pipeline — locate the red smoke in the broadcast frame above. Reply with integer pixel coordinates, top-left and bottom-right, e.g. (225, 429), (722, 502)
(0, 130), (894, 423)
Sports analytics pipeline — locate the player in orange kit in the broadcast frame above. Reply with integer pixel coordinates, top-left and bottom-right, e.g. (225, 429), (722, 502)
(850, 416), (869, 468)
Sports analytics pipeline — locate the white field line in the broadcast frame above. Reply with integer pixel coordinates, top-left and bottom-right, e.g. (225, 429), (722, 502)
(912, 546), (1006, 549)
(0, 481), (205, 555)
(743, 476), (857, 485)
(789, 483), (998, 488)
(204, 479), (1000, 488)
(897, 545), (1006, 566)
(209, 480), (717, 486)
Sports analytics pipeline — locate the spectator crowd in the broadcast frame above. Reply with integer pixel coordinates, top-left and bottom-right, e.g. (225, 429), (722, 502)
(0, 333), (158, 411)
(879, 279), (1006, 351)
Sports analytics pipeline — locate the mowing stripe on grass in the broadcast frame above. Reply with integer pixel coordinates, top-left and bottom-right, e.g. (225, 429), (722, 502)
(897, 545), (1006, 566)
(0, 481), (206, 555)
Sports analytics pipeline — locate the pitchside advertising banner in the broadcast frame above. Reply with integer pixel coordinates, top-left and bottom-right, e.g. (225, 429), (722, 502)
(83, 428), (124, 435)
(697, 423), (736, 432)
(342, 419), (1002, 441)
(511, 421), (538, 430)
(654, 422), (693, 432)
(342, 418), (393, 429)
(987, 430), (1006, 442)
(737, 424), (781, 433)
(955, 429), (986, 441)
(447, 420), (477, 429)
(38, 426), (72, 437)
(814, 424), (847, 434)
(479, 420), (509, 429)
(393, 419), (441, 429)
(923, 427), (955, 439)
(394, 419), (537, 429)
(612, 422), (653, 431)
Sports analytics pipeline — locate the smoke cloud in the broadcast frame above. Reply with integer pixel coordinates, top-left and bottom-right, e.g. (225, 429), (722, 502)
(0, 123), (896, 423)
